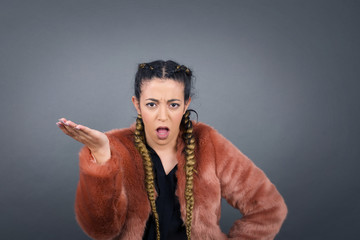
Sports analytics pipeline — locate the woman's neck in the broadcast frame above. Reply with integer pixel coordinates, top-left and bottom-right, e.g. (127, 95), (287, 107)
(146, 138), (177, 155)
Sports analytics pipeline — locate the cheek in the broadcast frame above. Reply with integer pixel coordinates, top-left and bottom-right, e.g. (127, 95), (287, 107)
(140, 113), (154, 128)
(173, 112), (184, 124)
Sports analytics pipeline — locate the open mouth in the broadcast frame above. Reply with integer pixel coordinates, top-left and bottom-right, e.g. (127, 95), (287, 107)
(156, 127), (170, 139)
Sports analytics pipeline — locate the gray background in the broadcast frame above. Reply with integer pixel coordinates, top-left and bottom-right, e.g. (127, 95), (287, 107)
(1, 0), (359, 239)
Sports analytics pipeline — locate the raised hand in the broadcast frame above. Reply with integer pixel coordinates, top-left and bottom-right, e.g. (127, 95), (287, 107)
(56, 118), (111, 164)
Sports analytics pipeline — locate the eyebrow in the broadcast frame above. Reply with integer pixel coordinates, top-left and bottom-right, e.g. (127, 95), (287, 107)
(145, 98), (181, 103)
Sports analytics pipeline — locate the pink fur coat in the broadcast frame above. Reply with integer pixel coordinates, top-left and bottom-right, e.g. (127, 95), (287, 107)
(75, 122), (287, 240)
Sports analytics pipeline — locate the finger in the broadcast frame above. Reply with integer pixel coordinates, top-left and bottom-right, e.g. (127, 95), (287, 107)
(74, 126), (106, 149)
(59, 119), (80, 130)
(59, 118), (69, 125)
(57, 119), (102, 147)
(58, 120), (88, 138)
(61, 120), (81, 134)
(75, 124), (92, 134)
(73, 124), (100, 140)
(57, 121), (75, 137)
(64, 120), (78, 128)
(71, 125), (92, 141)
(56, 120), (91, 146)
(56, 121), (65, 129)
(58, 119), (80, 131)
(64, 121), (93, 139)
(73, 126), (99, 144)
(58, 119), (80, 136)
(57, 120), (69, 130)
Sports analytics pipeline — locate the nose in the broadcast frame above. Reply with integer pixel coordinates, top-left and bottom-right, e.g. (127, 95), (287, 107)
(158, 105), (168, 121)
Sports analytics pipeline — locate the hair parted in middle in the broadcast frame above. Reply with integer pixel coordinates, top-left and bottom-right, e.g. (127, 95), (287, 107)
(133, 60), (196, 240)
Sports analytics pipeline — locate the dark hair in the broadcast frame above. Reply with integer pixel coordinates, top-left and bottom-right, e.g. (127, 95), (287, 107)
(134, 60), (193, 101)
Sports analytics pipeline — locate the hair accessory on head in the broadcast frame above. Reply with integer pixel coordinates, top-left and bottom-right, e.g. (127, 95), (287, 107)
(139, 63), (154, 71)
(175, 65), (190, 75)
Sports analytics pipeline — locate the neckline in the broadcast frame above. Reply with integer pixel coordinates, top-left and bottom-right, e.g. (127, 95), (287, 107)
(147, 145), (178, 176)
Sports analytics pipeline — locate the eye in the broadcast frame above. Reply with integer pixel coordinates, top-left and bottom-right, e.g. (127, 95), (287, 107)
(146, 102), (157, 108)
(169, 103), (180, 108)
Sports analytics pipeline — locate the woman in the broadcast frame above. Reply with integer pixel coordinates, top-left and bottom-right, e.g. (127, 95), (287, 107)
(56, 60), (287, 240)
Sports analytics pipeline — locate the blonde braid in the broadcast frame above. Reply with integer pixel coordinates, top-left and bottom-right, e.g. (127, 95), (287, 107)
(182, 110), (196, 240)
(134, 115), (160, 240)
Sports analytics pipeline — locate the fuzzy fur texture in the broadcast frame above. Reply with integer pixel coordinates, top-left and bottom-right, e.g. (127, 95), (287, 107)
(75, 122), (287, 240)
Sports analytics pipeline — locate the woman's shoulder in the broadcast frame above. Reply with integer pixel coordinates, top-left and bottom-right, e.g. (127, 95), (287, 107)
(193, 121), (241, 150)
(193, 121), (224, 142)
(193, 121), (213, 132)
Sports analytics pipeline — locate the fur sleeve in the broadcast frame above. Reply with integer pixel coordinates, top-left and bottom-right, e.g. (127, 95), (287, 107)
(75, 133), (128, 240)
(210, 129), (287, 240)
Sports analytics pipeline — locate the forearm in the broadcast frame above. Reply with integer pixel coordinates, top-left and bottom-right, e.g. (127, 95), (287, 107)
(75, 136), (128, 239)
(211, 129), (287, 239)
(226, 177), (287, 239)
(75, 171), (127, 240)
(223, 159), (287, 239)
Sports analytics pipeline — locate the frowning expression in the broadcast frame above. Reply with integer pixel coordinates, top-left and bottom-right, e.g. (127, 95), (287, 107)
(132, 78), (191, 151)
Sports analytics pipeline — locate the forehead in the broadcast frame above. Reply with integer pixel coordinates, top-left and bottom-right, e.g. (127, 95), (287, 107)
(140, 78), (185, 100)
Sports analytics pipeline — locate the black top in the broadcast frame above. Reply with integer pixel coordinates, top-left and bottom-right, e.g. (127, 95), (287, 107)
(142, 146), (187, 240)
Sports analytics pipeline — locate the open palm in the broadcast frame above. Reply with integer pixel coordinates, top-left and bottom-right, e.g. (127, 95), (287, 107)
(56, 118), (110, 163)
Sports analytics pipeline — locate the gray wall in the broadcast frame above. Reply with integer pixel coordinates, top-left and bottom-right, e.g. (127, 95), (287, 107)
(1, 0), (359, 239)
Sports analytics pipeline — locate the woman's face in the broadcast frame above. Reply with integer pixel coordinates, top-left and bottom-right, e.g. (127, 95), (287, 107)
(132, 78), (191, 151)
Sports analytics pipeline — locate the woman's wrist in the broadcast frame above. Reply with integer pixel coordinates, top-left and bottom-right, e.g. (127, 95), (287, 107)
(89, 142), (111, 164)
